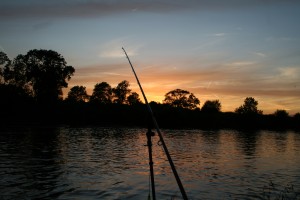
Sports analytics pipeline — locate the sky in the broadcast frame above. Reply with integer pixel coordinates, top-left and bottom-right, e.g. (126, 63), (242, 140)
(1, 0), (300, 114)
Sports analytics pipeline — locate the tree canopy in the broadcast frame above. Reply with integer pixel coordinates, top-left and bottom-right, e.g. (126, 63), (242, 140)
(274, 109), (289, 118)
(0, 51), (11, 84)
(112, 80), (131, 104)
(201, 100), (221, 113)
(235, 97), (263, 115)
(90, 82), (112, 104)
(163, 88), (200, 109)
(66, 86), (89, 103)
(2, 49), (75, 104)
(127, 92), (142, 105)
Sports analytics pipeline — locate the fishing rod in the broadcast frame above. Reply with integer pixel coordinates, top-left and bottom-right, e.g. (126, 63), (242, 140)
(122, 47), (188, 200)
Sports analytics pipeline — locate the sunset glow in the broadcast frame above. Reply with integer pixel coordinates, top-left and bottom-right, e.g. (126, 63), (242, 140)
(1, 0), (300, 114)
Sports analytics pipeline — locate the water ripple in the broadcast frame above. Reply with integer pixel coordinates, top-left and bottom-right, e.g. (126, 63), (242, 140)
(0, 128), (300, 199)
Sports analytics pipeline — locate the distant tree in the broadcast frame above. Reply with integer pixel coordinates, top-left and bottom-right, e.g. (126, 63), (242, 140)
(127, 92), (142, 105)
(90, 82), (112, 104)
(187, 93), (200, 110)
(0, 51), (11, 84)
(66, 86), (89, 103)
(163, 88), (200, 109)
(235, 97), (263, 115)
(274, 109), (289, 118)
(0, 52), (33, 105)
(4, 49), (75, 103)
(2, 54), (27, 89)
(112, 80), (131, 104)
(201, 100), (221, 113)
(294, 113), (300, 121)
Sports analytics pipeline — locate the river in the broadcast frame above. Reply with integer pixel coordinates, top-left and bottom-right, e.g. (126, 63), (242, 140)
(1, 127), (300, 199)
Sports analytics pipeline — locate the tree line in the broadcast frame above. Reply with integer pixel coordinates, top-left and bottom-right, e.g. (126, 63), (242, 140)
(1, 49), (299, 129)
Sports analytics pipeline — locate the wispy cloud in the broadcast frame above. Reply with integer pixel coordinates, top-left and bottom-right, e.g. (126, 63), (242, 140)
(253, 52), (267, 58)
(99, 38), (142, 58)
(0, 45), (5, 52)
(278, 66), (300, 79)
(228, 61), (255, 67)
(213, 33), (226, 37)
(102, 72), (125, 76)
(266, 36), (296, 42)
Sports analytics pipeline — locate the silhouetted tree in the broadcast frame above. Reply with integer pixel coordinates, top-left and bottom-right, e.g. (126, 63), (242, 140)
(0, 51), (11, 84)
(66, 86), (89, 103)
(90, 82), (112, 104)
(112, 80), (131, 104)
(201, 100), (221, 113)
(294, 113), (300, 126)
(127, 92), (142, 105)
(274, 109), (289, 118)
(235, 97), (263, 115)
(0, 84), (32, 106)
(3, 54), (28, 90)
(4, 49), (75, 104)
(1, 51), (33, 118)
(187, 93), (200, 110)
(163, 88), (200, 109)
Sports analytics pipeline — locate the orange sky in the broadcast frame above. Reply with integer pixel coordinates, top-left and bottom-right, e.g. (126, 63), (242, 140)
(64, 56), (300, 114)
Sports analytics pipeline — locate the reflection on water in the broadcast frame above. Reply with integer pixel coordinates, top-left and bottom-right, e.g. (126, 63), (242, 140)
(0, 127), (300, 199)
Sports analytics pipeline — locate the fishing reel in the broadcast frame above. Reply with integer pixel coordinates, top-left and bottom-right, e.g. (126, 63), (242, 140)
(146, 128), (155, 137)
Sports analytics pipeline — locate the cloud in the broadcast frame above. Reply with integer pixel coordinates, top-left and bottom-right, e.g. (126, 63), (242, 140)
(75, 61), (299, 95)
(98, 38), (142, 58)
(213, 33), (226, 37)
(1, 0), (299, 19)
(99, 48), (127, 58)
(0, 45), (5, 52)
(227, 61), (255, 67)
(253, 52), (267, 57)
(102, 72), (124, 76)
(278, 66), (300, 79)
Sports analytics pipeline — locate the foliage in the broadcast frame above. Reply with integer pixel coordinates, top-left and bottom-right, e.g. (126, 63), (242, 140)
(3, 54), (27, 89)
(90, 82), (112, 104)
(0, 51), (11, 84)
(187, 93), (200, 110)
(2, 49), (75, 103)
(235, 97), (263, 115)
(112, 80), (131, 104)
(273, 109), (289, 118)
(163, 88), (200, 110)
(201, 100), (221, 113)
(127, 92), (142, 105)
(66, 86), (89, 103)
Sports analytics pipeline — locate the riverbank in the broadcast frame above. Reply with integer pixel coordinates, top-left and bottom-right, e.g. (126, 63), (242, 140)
(1, 103), (299, 130)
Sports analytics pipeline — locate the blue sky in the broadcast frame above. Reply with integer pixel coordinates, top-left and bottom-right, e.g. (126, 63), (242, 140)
(1, 0), (300, 114)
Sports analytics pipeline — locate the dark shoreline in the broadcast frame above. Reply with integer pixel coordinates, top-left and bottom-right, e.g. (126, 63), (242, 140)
(1, 103), (299, 131)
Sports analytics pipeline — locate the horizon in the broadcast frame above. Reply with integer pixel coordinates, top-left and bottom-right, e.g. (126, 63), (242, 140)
(1, 0), (300, 114)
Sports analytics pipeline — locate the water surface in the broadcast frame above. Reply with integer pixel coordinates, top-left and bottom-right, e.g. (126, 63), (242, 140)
(1, 127), (300, 199)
